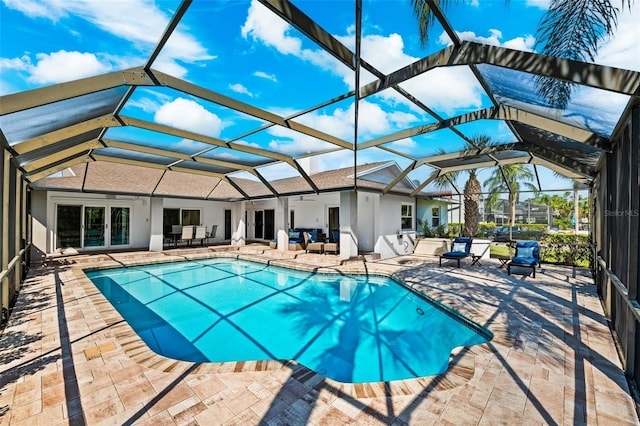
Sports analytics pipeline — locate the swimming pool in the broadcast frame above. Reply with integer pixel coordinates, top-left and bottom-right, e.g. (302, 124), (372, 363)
(87, 258), (491, 383)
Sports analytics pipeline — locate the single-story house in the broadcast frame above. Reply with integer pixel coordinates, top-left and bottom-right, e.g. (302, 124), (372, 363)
(29, 160), (450, 261)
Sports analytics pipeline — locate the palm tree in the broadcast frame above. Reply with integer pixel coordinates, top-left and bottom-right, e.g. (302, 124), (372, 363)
(410, 0), (632, 108)
(430, 135), (491, 237)
(484, 164), (538, 240)
(463, 167), (481, 237)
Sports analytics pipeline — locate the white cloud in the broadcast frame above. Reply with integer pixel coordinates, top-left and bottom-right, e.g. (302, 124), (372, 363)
(399, 66), (485, 115)
(174, 138), (208, 154)
(267, 132), (336, 156)
(2, 0), (66, 20)
(234, 139), (263, 149)
(296, 108), (353, 140)
(389, 138), (417, 148)
(126, 96), (161, 114)
(294, 99), (420, 142)
(525, 0), (550, 10)
(241, 0), (301, 55)
(256, 162), (299, 180)
(229, 83), (254, 97)
(254, 71), (277, 82)
(155, 98), (224, 137)
(241, 0), (349, 80)
(29, 50), (109, 84)
(360, 33), (416, 73)
(502, 35), (537, 51)
(595, 6), (640, 71)
(4, 0), (213, 80)
(439, 29), (535, 52)
(0, 55), (31, 72)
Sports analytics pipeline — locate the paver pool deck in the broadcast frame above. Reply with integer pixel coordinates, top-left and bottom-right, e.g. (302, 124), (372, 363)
(1, 245), (638, 425)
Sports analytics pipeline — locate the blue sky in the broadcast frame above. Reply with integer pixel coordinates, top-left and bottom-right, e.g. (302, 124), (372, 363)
(1, 0), (639, 195)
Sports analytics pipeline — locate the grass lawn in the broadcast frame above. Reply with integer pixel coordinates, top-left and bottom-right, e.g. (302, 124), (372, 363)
(490, 244), (512, 258)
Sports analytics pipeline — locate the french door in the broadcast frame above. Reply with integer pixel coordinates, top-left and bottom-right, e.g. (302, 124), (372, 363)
(254, 211), (264, 239)
(56, 203), (131, 250)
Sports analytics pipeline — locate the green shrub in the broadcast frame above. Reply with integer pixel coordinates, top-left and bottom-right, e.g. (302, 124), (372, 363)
(539, 234), (590, 267)
(478, 222), (496, 233)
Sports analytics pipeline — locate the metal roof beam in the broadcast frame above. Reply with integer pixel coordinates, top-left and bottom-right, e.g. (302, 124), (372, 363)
(102, 139), (253, 173)
(359, 45), (455, 98)
(411, 170), (441, 197)
(361, 105), (607, 150)
(454, 41), (640, 96)
(496, 105), (609, 149)
(530, 156), (592, 181)
(120, 116), (229, 148)
(359, 107), (494, 149)
(11, 114), (121, 155)
(24, 154), (91, 183)
(20, 139), (103, 173)
(383, 160), (416, 194)
(290, 159), (320, 194)
(0, 67), (154, 115)
(252, 169), (280, 197)
(153, 70), (353, 150)
(258, 0), (355, 70)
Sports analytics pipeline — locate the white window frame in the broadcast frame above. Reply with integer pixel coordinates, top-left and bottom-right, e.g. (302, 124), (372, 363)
(401, 203), (413, 231)
(431, 206), (440, 228)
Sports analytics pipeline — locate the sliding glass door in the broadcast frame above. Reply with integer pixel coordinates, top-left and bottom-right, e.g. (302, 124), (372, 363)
(84, 206), (105, 248)
(55, 202), (131, 250)
(110, 207), (130, 246)
(56, 205), (82, 249)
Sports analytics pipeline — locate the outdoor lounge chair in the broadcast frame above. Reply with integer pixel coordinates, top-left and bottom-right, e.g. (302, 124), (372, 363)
(507, 241), (540, 278)
(324, 230), (340, 255)
(304, 232), (324, 254)
(439, 237), (473, 267)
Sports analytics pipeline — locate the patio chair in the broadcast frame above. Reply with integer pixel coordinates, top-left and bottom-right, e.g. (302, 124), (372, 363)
(324, 230), (340, 255)
(304, 232), (324, 254)
(194, 225), (207, 246)
(164, 224), (183, 248)
(178, 225), (194, 247)
(507, 241), (540, 278)
(439, 237), (473, 267)
(207, 224), (218, 240)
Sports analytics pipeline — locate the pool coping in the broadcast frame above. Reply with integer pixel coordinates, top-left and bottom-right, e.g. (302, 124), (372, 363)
(70, 250), (492, 398)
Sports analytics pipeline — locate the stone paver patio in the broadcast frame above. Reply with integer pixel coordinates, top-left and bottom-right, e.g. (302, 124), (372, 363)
(1, 246), (638, 425)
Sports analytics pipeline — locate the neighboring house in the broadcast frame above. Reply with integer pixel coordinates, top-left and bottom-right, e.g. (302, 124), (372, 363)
(29, 161), (426, 261)
(448, 197), (554, 227)
(416, 194), (456, 233)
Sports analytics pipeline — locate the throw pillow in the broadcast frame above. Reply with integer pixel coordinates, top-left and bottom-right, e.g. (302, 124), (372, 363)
(452, 242), (466, 253)
(517, 247), (534, 258)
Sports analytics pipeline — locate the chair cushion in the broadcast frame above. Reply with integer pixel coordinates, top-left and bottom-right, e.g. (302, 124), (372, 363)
(442, 252), (467, 259)
(511, 256), (537, 266)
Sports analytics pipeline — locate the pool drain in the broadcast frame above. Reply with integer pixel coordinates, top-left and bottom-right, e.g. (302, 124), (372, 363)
(416, 307), (424, 315)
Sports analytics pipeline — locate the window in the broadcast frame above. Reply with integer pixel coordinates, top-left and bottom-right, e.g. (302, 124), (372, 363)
(290, 210), (295, 229)
(432, 207), (440, 227)
(181, 209), (201, 226)
(164, 208), (201, 235)
(401, 204), (413, 230)
(163, 208), (180, 236)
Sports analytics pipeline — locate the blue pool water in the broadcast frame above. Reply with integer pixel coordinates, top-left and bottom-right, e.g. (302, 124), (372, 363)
(87, 258), (490, 383)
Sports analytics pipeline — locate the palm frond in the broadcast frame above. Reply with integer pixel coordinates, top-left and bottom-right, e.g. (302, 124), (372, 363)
(411, 0), (453, 47)
(534, 0), (620, 108)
